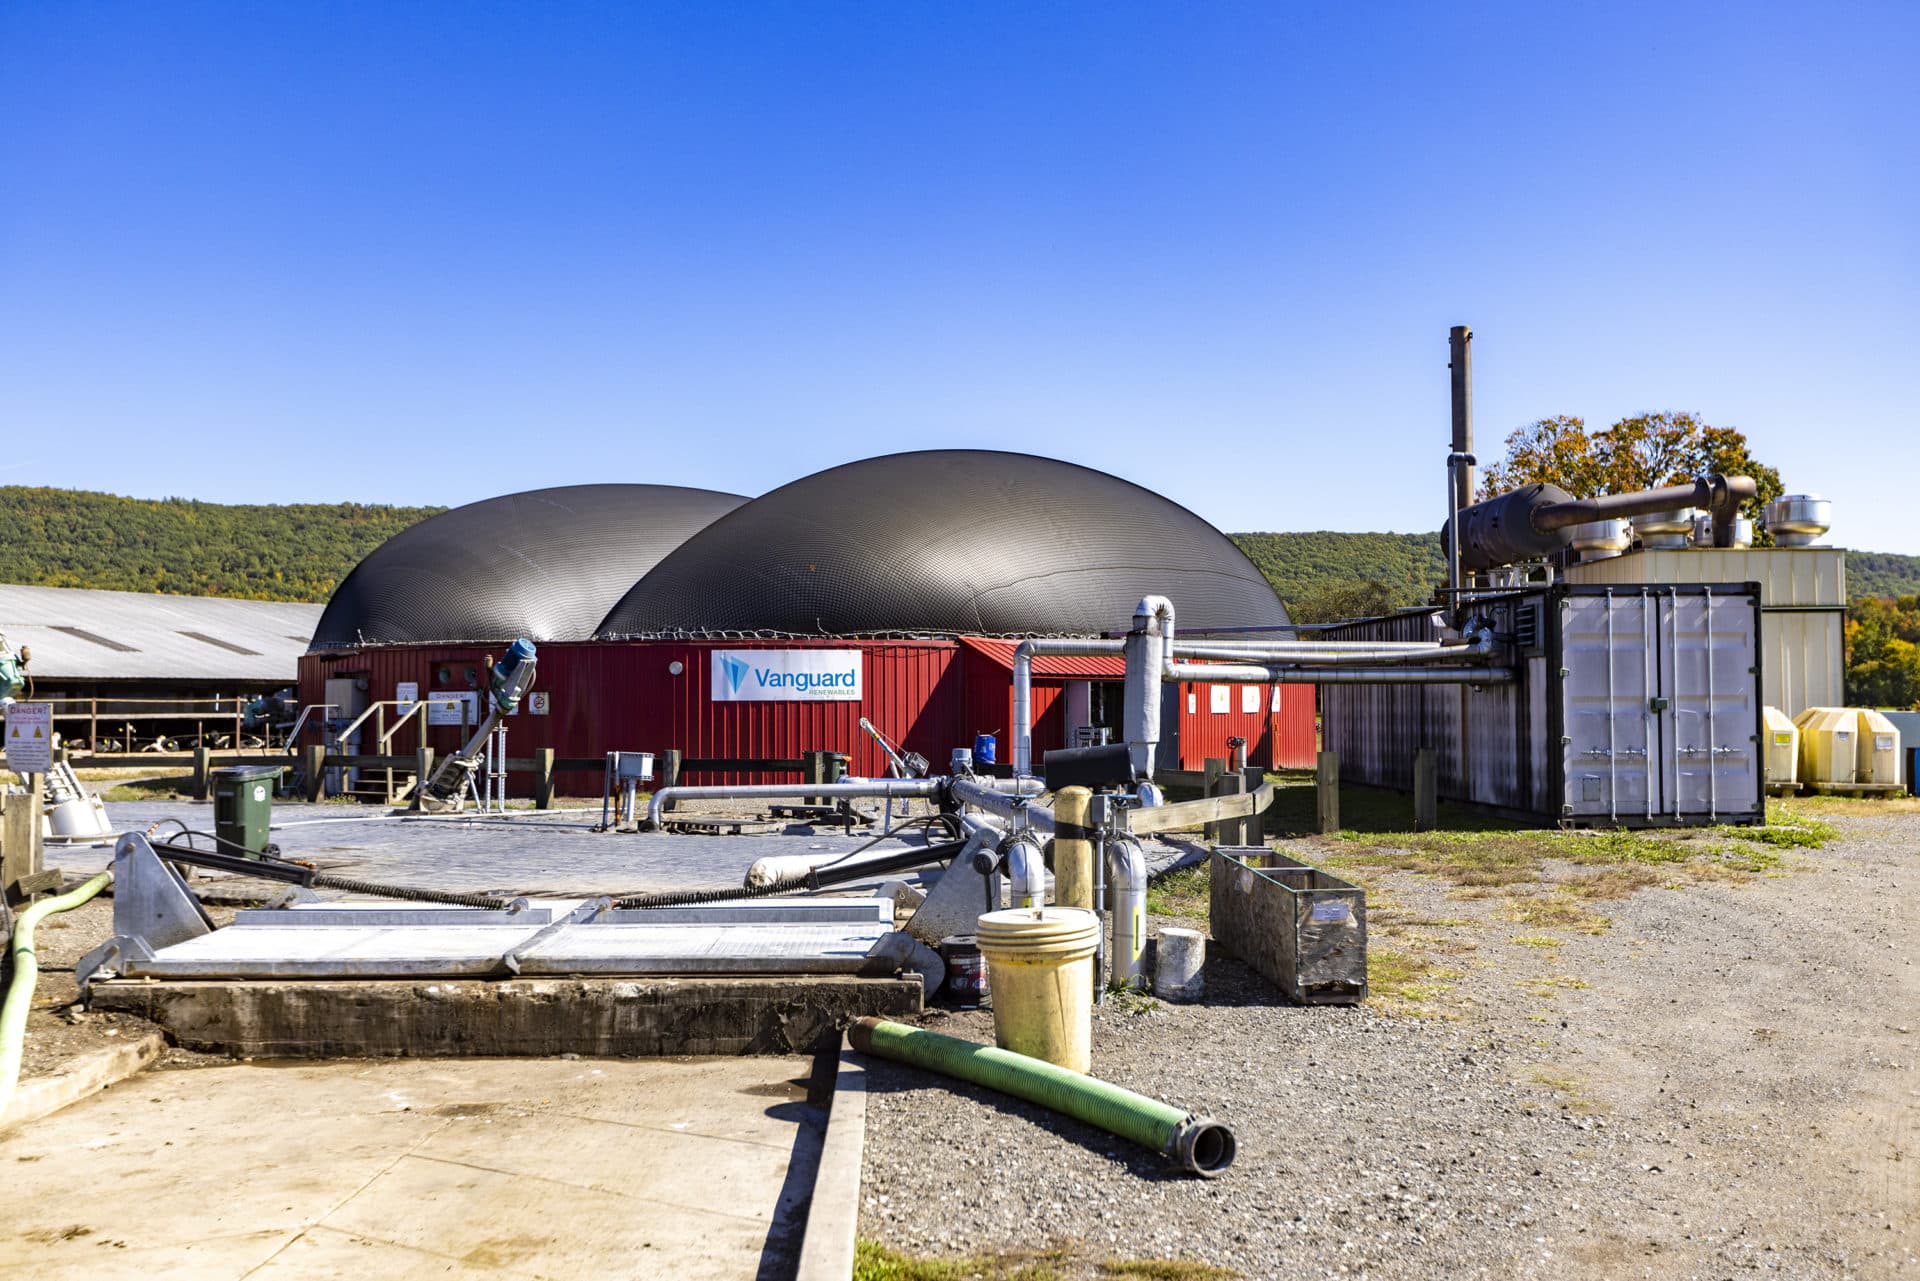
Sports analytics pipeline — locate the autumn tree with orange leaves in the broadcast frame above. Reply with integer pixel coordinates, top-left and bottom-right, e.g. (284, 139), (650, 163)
(1478, 413), (1784, 534)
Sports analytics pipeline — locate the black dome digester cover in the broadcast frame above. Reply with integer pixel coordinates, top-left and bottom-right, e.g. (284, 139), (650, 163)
(311, 484), (747, 647)
(594, 451), (1288, 637)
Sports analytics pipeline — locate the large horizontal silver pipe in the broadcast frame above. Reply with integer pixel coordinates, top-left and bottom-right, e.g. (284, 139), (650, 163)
(950, 777), (1055, 833)
(646, 778), (943, 829)
(1164, 662), (1516, 685)
(1171, 644), (1489, 666)
(1171, 638), (1443, 653)
(1013, 637), (1126, 777)
(1532, 475), (1757, 533)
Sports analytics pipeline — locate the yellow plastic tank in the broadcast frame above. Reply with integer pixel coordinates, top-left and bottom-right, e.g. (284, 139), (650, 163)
(1859, 708), (1902, 789)
(975, 907), (1100, 1073)
(1762, 706), (1799, 790)
(1793, 707), (1904, 789)
(1793, 707), (1857, 787)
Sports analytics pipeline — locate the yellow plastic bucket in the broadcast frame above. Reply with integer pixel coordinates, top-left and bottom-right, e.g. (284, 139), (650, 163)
(976, 906), (1100, 1073)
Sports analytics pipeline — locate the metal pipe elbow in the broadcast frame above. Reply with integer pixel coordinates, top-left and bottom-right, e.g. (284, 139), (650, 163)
(1004, 834), (1046, 908)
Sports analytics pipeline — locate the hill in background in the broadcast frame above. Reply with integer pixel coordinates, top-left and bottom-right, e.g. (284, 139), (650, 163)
(0, 486), (443, 602)
(2, 486), (1916, 610)
(1847, 551), (1920, 601)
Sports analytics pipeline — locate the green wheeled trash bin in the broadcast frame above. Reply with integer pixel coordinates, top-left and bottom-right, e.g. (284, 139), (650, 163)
(212, 764), (280, 857)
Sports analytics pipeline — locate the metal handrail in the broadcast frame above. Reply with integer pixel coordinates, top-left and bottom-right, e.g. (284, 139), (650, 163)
(376, 700), (427, 748)
(284, 703), (338, 753)
(336, 698), (417, 747)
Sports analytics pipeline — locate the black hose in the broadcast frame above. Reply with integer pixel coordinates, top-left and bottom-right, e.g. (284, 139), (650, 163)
(154, 833), (514, 910)
(307, 874), (510, 910)
(146, 811), (968, 915)
(614, 838), (969, 910)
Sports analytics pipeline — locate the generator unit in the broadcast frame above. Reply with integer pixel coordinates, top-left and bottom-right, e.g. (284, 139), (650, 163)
(1321, 583), (1765, 828)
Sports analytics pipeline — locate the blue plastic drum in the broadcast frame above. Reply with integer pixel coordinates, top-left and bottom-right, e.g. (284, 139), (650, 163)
(973, 733), (997, 765)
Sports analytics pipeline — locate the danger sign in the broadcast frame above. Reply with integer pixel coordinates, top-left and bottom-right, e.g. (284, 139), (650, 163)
(5, 702), (52, 774)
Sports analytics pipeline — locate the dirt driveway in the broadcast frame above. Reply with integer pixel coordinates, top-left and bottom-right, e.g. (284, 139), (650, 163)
(860, 807), (1919, 1280)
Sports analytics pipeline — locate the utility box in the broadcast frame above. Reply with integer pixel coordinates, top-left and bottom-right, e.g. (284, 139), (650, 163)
(1762, 706), (1799, 792)
(1322, 583), (1766, 828)
(1209, 846), (1367, 1005)
(212, 764), (280, 856)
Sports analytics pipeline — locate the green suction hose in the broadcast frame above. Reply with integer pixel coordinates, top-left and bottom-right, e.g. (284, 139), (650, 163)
(848, 1017), (1235, 1177)
(1, 872), (113, 1119)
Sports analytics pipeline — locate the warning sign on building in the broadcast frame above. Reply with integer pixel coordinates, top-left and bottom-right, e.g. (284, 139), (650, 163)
(5, 702), (53, 774)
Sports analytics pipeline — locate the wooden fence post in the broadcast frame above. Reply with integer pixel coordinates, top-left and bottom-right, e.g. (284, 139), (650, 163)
(1201, 756), (1226, 845)
(302, 744), (327, 802)
(534, 747), (555, 810)
(661, 749), (682, 791)
(192, 745), (212, 801)
(1413, 749), (1437, 832)
(415, 743), (435, 803)
(1315, 750), (1340, 835)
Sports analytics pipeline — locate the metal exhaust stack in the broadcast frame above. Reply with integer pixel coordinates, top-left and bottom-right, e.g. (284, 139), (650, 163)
(1448, 473), (1758, 574)
(1446, 325), (1475, 604)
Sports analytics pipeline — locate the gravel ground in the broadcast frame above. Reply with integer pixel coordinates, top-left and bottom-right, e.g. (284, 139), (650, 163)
(859, 812), (1920, 1279)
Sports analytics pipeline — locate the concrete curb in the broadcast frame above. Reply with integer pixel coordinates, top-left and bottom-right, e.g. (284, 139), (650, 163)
(794, 1043), (868, 1281)
(0, 1031), (166, 1133)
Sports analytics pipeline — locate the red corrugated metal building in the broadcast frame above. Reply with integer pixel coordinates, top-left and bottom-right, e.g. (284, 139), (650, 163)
(297, 637), (1316, 795)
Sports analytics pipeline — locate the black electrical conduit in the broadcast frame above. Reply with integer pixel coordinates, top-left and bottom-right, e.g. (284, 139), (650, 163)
(146, 815), (970, 914)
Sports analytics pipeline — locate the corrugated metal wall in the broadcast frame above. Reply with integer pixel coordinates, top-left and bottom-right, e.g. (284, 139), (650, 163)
(299, 638), (1324, 793)
(1175, 680), (1317, 770)
(301, 639), (966, 792)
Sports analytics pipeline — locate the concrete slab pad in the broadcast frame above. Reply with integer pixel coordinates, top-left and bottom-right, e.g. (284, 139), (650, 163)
(0, 1057), (823, 1281)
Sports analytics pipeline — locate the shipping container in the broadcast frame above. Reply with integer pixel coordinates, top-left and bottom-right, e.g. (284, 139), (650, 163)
(1565, 546), (1842, 716)
(1322, 582), (1765, 827)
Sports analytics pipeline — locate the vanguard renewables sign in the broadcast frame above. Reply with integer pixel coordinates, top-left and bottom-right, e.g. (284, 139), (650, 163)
(711, 649), (863, 702)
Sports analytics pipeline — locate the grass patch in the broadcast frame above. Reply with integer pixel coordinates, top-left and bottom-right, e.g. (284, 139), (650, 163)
(1367, 948), (1462, 1010)
(99, 774), (195, 801)
(1106, 987), (1163, 1014)
(1511, 935), (1564, 948)
(1144, 866), (1209, 921)
(853, 1241), (1071, 1281)
(1527, 1067), (1603, 1113)
(851, 1243), (1238, 1281)
(1101, 1262), (1239, 1281)
(1518, 974), (1592, 997)
(1494, 895), (1612, 934)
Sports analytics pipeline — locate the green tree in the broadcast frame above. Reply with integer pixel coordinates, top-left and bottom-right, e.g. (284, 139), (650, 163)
(1845, 595), (1920, 709)
(1286, 579), (1400, 625)
(1478, 412), (1784, 532)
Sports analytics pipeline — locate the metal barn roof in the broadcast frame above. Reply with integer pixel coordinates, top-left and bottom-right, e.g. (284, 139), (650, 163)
(957, 637), (1127, 678)
(0, 584), (321, 683)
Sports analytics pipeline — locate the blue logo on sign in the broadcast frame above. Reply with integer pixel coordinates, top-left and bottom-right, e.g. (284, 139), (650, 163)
(721, 653), (752, 695)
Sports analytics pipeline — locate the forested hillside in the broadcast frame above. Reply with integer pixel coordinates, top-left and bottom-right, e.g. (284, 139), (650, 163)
(1848, 552), (1920, 601)
(0, 487), (443, 601)
(2, 486), (1916, 616)
(1231, 531), (1446, 620)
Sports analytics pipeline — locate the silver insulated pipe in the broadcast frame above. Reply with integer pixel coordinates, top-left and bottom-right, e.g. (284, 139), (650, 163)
(1107, 836), (1149, 992)
(645, 778), (943, 829)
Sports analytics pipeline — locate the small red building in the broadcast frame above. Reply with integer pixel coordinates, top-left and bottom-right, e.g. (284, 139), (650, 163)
(297, 636), (1315, 795)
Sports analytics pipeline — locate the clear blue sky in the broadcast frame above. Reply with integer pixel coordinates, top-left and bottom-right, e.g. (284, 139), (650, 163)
(3, 3), (1915, 550)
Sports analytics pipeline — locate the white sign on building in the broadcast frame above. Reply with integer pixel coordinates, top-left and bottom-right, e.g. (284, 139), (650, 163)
(711, 650), (863, 702)
(4, 702), (52, 774)
(427, 691), (479, 726)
